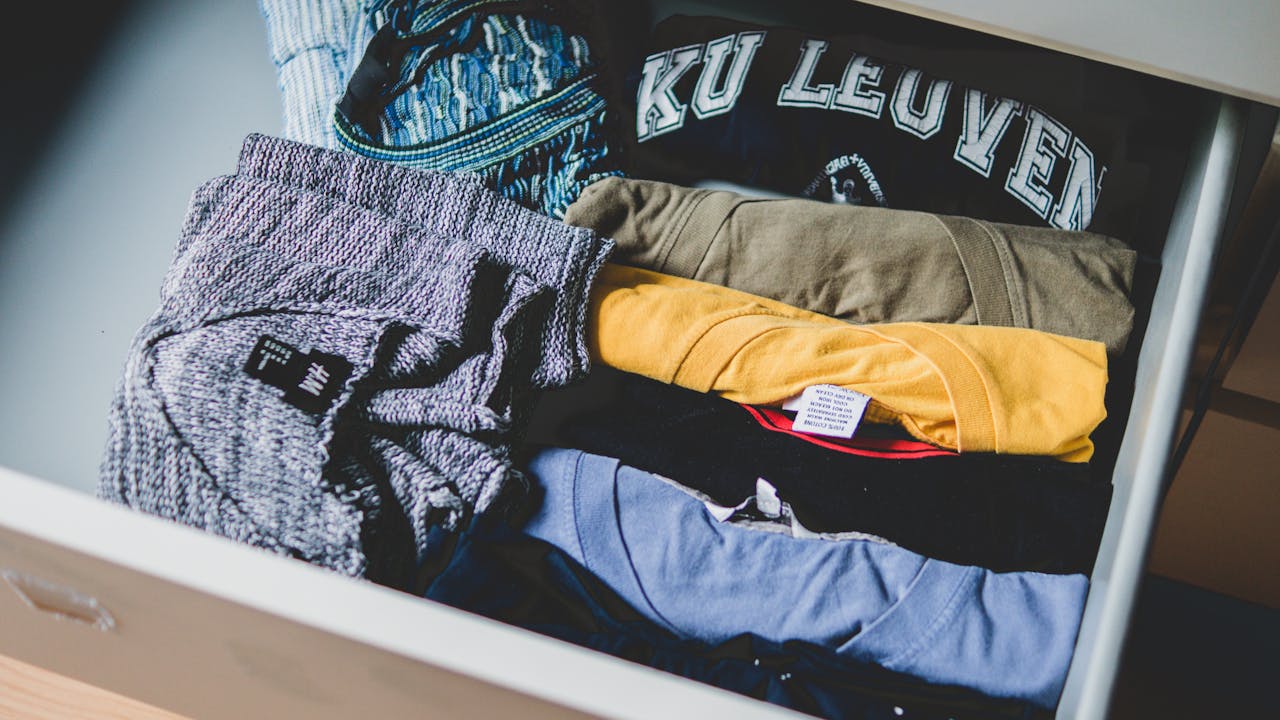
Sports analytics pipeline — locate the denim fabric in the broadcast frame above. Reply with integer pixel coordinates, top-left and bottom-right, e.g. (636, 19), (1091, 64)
(519, 447), (1089, 708)
(235, 134), (613, 387)
(260, 0), (362, 147)
(99, 136), (611, 588)
(332, 0), (623, 217)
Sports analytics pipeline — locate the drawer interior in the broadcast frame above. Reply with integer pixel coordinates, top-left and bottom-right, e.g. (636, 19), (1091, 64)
(0, 2), (1260, 719)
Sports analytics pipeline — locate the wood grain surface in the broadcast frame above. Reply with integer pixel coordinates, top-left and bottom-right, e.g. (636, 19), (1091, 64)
(0, 655), (189, 720)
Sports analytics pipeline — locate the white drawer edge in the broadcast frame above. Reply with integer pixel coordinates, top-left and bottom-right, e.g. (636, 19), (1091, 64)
(0, 466), (802, 720)
(852, 0), (1280, 106)
(1057, 97), (1248, 719)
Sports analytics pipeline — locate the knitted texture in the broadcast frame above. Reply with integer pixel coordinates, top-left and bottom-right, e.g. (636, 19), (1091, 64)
(358, 4), (594, 143)
(260, 0), (361, 147)
(100, 135), (611, 587)
(330, 0), (624, 217)
(258, 0), (625, 216)
(236, 133), (613, 387)
(102, 233), (508, 583)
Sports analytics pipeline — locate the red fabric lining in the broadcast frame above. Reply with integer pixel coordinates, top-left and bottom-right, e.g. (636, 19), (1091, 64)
(741, 405), (957, 459)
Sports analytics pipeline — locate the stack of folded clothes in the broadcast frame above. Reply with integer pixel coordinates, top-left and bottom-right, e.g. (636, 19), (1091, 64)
(98, 1), (1203, 717)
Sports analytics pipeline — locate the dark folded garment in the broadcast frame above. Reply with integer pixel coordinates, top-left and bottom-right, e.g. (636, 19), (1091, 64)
(623, 13), (1202, 255)
(422, 515), (1043, 720)
(555, 371), (1110, 574)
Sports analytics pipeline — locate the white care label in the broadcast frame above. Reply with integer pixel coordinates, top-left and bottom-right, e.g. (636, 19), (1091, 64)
(786, 384), (870, 439)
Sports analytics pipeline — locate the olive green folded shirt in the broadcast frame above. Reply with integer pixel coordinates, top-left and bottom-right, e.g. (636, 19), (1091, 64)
(565, 177), (1137, 353)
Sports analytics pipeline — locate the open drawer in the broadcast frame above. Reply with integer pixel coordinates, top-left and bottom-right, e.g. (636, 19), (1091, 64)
(0, 1), (1267, 718)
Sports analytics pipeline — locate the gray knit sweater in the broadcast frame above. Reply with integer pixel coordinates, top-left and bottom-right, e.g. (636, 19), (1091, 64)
(98, 135), (612, 588)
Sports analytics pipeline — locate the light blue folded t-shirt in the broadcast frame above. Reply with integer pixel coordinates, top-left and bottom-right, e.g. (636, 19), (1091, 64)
(520, 447), (1089, 708)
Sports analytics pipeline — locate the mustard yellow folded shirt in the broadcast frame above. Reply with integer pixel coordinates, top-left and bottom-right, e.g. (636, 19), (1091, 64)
(589, 264), (1108, 462)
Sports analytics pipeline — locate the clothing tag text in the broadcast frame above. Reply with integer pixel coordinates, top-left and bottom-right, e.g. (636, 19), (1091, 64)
(787, 384), (869, 439)
(244, 335), (353, 413)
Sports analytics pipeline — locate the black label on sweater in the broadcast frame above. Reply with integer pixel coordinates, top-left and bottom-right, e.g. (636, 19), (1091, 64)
(245, 335), (353, 413)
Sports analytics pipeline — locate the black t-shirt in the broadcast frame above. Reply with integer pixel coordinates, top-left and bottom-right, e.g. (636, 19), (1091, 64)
(624, 14), (1201, 247)
(553, 371), (1111, 575)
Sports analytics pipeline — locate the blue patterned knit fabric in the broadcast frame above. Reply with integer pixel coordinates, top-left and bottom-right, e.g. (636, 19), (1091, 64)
(260, 0), (623, 217)
(336, 1), (622, 218)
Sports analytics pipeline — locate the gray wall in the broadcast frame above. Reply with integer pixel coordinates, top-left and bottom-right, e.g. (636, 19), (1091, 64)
(0, 1), (280, 493)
